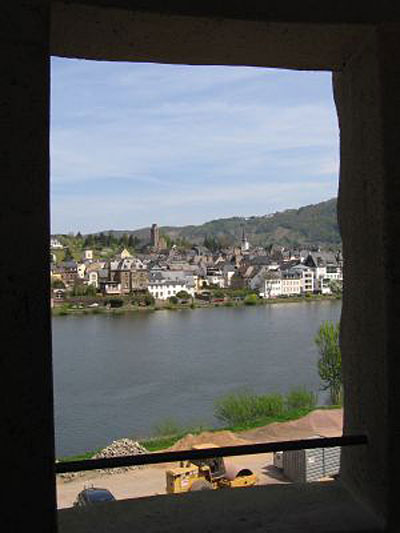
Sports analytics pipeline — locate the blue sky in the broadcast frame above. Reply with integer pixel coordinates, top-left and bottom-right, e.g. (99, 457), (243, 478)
(50, 58), (339, 234)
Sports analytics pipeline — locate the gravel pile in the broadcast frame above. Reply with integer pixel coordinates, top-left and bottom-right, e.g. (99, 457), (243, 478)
(58, 438), (149, 481)
(92, 439), (149, 474)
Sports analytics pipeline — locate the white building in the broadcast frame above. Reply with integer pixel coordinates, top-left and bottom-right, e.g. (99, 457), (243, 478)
(148, 280), (195, 300)
(50, 238), (63, 249)
(260, 272), (282, 298)
(258, 268), (307, 298)
(223, 264), (236, 287)
(88, 271), (99, 288)
(303, 252), (342, 294)
(205, 267), (225, 288)
(281, 271), (302, 296)
(77, 263), (86, 279)
(290, 264), (315, 293)
(82, 249), (93, 261)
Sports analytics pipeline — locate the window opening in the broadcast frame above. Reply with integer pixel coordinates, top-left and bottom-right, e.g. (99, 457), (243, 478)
(50, 59), (346, 508)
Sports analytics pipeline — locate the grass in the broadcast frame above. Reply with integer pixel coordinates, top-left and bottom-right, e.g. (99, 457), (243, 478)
(213, 388), (318, 427)
(57, 449), (102, 463)
(57, 400), (340, 459)
(214, 390), (285, 426)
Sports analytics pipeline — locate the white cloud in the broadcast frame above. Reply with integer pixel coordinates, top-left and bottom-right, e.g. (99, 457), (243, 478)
(50, 60), (338, 232)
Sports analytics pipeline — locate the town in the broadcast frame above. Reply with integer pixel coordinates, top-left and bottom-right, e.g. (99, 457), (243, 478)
(50, 223), (343, 308)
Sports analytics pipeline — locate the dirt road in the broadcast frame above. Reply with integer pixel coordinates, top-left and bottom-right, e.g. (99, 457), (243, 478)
(56, 453), (285, 509)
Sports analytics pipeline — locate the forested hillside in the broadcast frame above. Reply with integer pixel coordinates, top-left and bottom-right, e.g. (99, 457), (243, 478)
(98, 198), (340, 249)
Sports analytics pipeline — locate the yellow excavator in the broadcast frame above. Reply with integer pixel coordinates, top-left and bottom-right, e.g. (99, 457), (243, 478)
(166, 443), (258, 493)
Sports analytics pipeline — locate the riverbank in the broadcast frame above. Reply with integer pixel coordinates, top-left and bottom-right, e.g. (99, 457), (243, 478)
(52, 293), (340, 316)
(57, 405), (341, 462)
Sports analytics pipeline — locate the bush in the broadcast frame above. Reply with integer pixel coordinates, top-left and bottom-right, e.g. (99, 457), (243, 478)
(168, 296), (178, 305)
(213, 289), (225, 299)
(131, 291), (155, 306)
(104, 298), (123, 308)
(176, 290), (190, 300)
(286, 387), (317, 411)
(214, 390), (284, 426)
(244, 294), (258, 305)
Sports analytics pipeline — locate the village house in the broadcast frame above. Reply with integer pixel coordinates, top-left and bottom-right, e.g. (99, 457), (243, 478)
(108, 257), (148, 294)
(281, 270), (302, 296)
(51, 261), (78, 288)
(260, 271), (282, 299)
(148, 279), (195, 301)
(82, 248), (93, 261)
(290, 264), (315, 293)
(149, 269), (197, 292)
(101, 281), (121, 295)
(303, 251), (342, 294)
(205, 266), (225, 288)
(76, 263), (86, 279)
(50, 237), (63, 249)
(87, 270), (99, 288)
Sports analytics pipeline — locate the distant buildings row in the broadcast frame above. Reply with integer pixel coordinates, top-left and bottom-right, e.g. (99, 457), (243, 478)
(51, 228), (342, 301)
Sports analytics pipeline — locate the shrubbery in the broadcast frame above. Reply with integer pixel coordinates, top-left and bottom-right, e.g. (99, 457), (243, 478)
(286, 387), (317, 410)
(131, 291), (155, 306)
(104, 298), (124, 308)
(244, 294), (258, 305)
(214, 387), (317, 427)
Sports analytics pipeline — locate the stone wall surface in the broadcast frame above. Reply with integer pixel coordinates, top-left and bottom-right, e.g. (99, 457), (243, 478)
(334, 25), (400, 527)
(1, 2), (57, 532)
(3, 1), (400, 531)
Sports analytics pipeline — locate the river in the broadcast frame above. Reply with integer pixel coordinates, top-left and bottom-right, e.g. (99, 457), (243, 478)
(52, 300), (341, 457)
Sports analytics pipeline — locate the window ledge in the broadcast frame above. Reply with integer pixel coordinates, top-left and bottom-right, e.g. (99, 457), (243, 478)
(58, 480), (383, 533)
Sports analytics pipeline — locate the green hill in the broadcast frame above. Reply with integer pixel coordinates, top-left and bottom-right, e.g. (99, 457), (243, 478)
(97, 198), (340, 250)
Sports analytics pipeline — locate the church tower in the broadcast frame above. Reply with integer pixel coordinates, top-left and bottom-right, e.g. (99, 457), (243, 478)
(241, 227), (250, 252)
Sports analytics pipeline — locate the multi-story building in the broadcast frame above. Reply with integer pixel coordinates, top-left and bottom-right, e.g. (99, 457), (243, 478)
(261, 271), (282, 299)
(281, 270), (302, 296)
(51, 261), (78, 288)
(109, 257), (148, 294)
(148, 280), (194, 300)
(303, 252), (342, 294)
(290, 264), (315, 293)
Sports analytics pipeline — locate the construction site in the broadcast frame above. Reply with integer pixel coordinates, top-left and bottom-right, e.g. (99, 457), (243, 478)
(57, 409), (343, 509)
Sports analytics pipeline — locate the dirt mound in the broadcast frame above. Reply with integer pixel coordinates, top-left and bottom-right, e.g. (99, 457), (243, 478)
(167, 410), (343, 451)
(168, 430), (250, 451)
(240, 409), (343, 443)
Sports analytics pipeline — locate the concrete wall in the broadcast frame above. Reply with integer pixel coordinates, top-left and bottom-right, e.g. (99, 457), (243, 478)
(2, 2), (57, 532)
(333, 31), (387, 516)
(3, 1), (400, 531)
(334, 27), (400, 526)
(50, 1), (372, 70)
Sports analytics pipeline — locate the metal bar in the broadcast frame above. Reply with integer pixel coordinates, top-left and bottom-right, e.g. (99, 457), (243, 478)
(56, 434), (367, 474)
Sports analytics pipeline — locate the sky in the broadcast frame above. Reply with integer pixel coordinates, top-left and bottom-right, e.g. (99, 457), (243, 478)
(50, 58), (339, 234)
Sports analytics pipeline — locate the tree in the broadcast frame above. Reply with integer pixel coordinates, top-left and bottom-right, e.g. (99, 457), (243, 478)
(176, 290), (190, 300)
(314, 321), (342, 405)
(63, 247), (74, 261)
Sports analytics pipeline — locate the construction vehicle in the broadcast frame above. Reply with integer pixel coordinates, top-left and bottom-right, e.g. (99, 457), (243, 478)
(166, 443), (258, 494)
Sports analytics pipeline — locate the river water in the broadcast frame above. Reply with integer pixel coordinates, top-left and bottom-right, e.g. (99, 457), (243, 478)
(52, 300), (341, 457)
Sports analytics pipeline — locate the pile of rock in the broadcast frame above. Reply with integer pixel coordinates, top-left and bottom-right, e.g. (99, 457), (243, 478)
(58, 439), (150, 481)
(92, 438), (149, 474)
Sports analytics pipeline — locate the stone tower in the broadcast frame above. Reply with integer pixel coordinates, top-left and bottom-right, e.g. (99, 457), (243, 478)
(151, 223), (160, 250)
